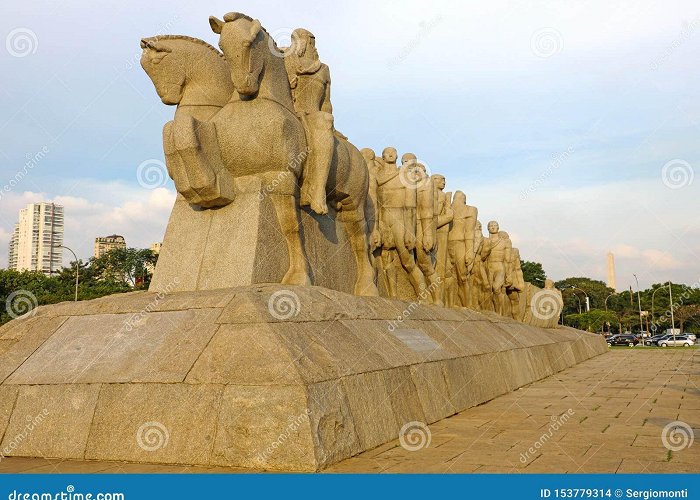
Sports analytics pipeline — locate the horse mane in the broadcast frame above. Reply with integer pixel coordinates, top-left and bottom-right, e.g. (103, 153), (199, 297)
(143, 35), (225, 59)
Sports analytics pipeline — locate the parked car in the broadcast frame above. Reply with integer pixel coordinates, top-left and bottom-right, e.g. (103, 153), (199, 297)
(658, 335), (695, 347)
(644, 334), (667, 346)
(685, 333), (697, 342)
(607, 334), (640, 347)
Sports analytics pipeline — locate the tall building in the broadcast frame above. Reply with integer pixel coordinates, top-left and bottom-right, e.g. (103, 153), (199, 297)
(606, 252), (617, 291)
(94, 235), (126, 258)
(8, 202), (64, 275)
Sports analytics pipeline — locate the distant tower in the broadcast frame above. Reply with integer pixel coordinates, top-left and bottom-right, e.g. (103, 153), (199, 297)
(606, 252), (617, 291)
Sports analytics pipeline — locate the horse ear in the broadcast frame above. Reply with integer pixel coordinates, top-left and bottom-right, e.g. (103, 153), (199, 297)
(249, 19), (262, 42)
(209, 16), (225, 34)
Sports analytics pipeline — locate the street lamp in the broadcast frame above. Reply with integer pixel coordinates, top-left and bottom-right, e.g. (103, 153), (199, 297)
(55, 245), (79, 302)
(567, 288), (583, 314)
(569, 285), (590, 312)
(604, 292), (616, 334)
(633, 274), (644, 336)
(650, 285), (666, 332)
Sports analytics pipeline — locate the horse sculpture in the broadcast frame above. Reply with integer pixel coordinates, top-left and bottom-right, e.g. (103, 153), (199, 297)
(141, 14), (378, 296)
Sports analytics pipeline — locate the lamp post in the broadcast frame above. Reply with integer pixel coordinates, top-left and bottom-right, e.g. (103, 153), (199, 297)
(604, 292), (616, 334)
(669, 281), (676, 341)
(633, 274), (643, 337)
(55, 245), (79, 302)
(568, 288), (582, 314)
(570, 285), (590, 312)
(650, 285), (665, 333)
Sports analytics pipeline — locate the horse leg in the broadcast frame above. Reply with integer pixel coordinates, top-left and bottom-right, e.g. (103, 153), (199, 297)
(338, 206), (379, 297)
(270, 192), (311, 286)
(162, 121), (204, 205)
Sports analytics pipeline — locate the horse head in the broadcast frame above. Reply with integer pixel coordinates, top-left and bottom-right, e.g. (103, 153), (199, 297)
(210, 13), (268, 97)
(140, 35), (233, 108)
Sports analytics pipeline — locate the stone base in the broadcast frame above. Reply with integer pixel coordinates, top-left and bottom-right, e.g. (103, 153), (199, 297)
(0, 285), (607, 471)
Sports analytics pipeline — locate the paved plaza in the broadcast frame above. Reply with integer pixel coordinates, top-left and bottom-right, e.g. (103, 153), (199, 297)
(0, 349), (696, 474)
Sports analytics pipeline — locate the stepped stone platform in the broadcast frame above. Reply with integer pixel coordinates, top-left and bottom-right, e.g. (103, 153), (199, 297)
(0, 285), (607, 471)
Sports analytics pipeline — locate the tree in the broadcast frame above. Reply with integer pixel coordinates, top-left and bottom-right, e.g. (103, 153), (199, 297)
(520, 260), (546, 288)
(556, 277), (614, 316)
(92, 248), (158, 288)
(673, 304), (700, 333)
(565, 309), (617, 332)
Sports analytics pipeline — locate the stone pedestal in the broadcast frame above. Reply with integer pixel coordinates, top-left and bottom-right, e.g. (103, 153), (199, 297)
(0, 285), (607, 471)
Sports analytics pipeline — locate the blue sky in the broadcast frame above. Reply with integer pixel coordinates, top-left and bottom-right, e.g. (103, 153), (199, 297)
(1, 0), (699, 290)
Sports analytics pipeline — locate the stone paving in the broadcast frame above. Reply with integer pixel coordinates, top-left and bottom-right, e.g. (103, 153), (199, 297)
(0, 349), (696, 473)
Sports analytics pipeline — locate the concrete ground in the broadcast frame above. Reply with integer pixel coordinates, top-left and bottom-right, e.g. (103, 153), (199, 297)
(0, 349), (697, 473)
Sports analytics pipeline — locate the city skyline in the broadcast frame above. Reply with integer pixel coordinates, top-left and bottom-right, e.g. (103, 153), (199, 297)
(1, 1), (699, 290)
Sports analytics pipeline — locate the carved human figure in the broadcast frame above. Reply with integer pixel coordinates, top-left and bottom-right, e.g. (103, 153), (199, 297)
(402, 153), (441, 305)
(471, 220), (490, 310)
(485, 221), (512, 315)
(375, 147), (427, 300)
(448, 191), (477, 307)
(283, 28), (334, 215)
(432, 176), (454, 305)
(506, 247), (526, 320)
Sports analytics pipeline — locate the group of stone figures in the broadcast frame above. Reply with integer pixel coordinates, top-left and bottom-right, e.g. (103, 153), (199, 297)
(140, 12), (562, 325)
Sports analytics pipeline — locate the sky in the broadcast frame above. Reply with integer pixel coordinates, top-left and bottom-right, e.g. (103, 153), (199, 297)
(0, 0), (699, 290)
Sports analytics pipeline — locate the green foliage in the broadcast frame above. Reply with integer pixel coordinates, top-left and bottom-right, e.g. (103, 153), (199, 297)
(520, 260), (546, 288)
(1, 247), (158, 325)
(565, 309), (618, 332)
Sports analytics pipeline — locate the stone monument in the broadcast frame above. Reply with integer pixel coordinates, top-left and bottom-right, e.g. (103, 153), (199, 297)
(0, 11), (604, 472)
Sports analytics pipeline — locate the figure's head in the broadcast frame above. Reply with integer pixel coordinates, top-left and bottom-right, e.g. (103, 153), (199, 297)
(512, 248), (521, 260)
(382, 147), (397, 164)
(432, 174), (446, 190)
(476, 220), (483, 231)
(401, 152), (416, 165)
(500, 231), (509, 240)
(140, 38), (183, 105)
(487, 220), (499, 234)
(210, 12), (264, 96)
(453, 190), (466, 205)
(360, 148), (375, 162)
(290, 28), (319, 62)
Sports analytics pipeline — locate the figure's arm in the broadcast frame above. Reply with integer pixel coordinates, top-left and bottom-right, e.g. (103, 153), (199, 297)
(367, 164), (380, 249)
(436, 197), (453, 228)
(321, 65), (333, 114)
(417, 175), (435, 251)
